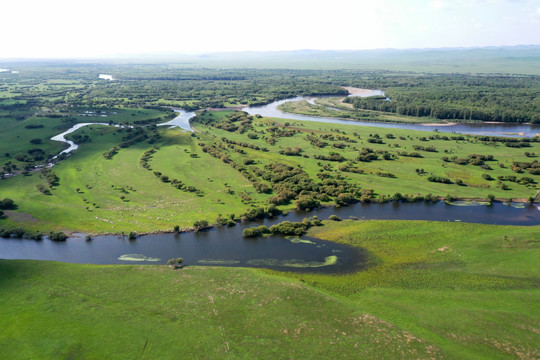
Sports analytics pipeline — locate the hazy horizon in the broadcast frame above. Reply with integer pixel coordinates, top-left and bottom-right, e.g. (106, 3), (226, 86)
(1, 0), (540, 59)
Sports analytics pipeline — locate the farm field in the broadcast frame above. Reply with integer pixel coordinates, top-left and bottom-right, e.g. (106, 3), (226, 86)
(1, 220), (538, 359)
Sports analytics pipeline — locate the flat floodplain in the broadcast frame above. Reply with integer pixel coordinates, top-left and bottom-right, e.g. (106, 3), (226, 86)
(1, 110), (539, 234)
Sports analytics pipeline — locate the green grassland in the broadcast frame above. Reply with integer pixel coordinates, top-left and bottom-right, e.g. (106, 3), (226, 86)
(1, 111), (539, 234)
(195, 112), (539, 200)
(0, 126), (260, 233)
(1, 220), (538, 359)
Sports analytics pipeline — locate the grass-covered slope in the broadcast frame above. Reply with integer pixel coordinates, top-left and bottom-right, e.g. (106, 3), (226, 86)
(1, 220), (539, 359)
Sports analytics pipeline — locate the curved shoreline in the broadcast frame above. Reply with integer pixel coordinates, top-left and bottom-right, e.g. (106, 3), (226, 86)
(245, 95), (540, 138)
(277, 100), (444, 126)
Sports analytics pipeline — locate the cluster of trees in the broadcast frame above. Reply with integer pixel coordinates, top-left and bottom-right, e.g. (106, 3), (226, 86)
(139, 149), (201, 194)
(119, 127), (156, 148)
(220, 137), (268, 152)
(193, 220), (209, 230)
(398, 151), (423, 158)
(102, 146), (119, 159)
(343, 73), (540, 123)
(242, 217), (323, 238)
(200, 141), (271, 194)
(139, 148), (156, 169)
(103, 127), (160, 159)
(313, 152), (346, 162)
(85, 68), (349, 110)
(305, 134), (328, 148)
(0, 228), (67, 241)
(279, 147), (302, 156)
(413, 145), (438, 152)
(427, 175), (453, 184)
(36, 168), (59, 194)
(338, 164), (364, 175)
(357, 148), (379, 162)
(0, 198), (15, 210)
(239, 205), (282, 221)
(512, 160), (540, 175)
(441, 154), (495, 166)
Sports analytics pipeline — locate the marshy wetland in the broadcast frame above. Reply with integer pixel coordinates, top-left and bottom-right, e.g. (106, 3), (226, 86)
(1, 63), (539, 359)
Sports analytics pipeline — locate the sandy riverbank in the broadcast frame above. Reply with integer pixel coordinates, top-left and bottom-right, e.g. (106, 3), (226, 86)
(342, 86), (382, 96)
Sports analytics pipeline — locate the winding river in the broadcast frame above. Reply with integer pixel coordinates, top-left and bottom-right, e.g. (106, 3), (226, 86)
(1, 202), (538, 272)
(243, 93), (540, 138)
(7, 93), (537, 271)
(50, 91), (539, 159)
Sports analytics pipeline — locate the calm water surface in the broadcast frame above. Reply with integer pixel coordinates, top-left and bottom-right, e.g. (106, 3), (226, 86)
(243, 96), (540, 138)
(1, 202), (538, 272)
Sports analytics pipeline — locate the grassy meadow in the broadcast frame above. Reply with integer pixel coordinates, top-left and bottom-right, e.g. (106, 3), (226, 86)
(195, 112), (539, 201)
(0, 126), (259, 233)
(1, 220), (538, 359)
(1, 110), (539, 234)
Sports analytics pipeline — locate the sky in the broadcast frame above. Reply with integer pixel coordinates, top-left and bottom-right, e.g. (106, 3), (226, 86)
(1, 0), (539, 58)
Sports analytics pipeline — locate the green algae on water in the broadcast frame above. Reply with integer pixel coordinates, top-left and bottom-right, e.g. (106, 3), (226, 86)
(289, 237), (316, 245)
(197, 259), (241, 265)
(117, 254), (161, 262)
(247, 255), (338, 268)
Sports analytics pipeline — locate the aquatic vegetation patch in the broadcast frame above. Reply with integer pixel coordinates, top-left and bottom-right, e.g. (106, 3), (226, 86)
(448, 201), (490, 207)
(289, 237), (316, 244)
(503, 202), (526, 209)
(248, 255), (338, 268)
(197, 259), (240, 265)
(117, 254), (161, 262)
